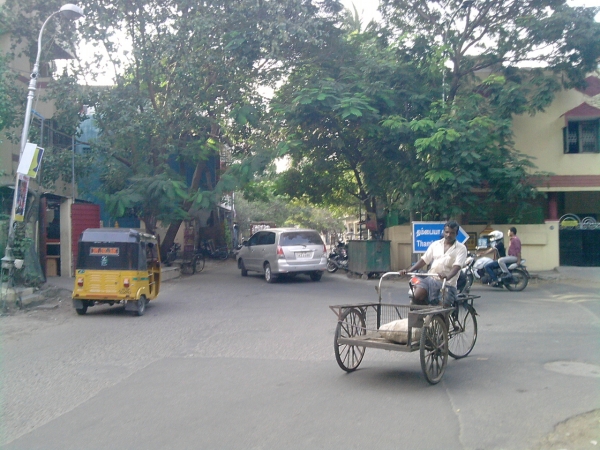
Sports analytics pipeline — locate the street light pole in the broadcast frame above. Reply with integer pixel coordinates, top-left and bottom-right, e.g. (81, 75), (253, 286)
(2, 4), (84, 272)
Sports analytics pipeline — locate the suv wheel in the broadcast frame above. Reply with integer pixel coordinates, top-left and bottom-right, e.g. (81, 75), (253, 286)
(310, 271), (323, 282)
(238, 259), (248, 276)
(264, 263), (276, 283)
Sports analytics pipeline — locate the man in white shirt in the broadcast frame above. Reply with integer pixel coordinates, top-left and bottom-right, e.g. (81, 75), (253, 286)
(400, 220), (467, 306)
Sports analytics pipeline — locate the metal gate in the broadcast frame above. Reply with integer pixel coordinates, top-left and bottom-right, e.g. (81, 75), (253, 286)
(71, 203), (101, 275)
(559, 214), (600, 267)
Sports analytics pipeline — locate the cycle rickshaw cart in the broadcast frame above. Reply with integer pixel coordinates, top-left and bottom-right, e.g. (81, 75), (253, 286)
(329, 272), (479, 384)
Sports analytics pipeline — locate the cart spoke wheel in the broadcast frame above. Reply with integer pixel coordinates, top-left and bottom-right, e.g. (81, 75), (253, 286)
(448, 304), (477, 359)
(334, 308), (366, 372)
(420, 315), (448, 384)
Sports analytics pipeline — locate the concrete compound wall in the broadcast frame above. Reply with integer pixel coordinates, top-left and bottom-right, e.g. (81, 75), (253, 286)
(384, 222), (560, 272)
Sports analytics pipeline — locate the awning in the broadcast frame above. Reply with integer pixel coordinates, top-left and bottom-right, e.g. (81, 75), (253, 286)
(561, 102), (600, 125)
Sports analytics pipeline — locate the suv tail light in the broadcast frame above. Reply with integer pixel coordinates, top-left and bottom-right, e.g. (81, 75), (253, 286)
(277, 246), (285, 259)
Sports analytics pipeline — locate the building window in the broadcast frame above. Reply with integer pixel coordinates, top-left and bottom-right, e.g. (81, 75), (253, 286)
(564, 120), (600, 154)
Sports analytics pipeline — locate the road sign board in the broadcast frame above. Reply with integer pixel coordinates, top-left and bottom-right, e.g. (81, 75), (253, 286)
(412, 222), (469, 253)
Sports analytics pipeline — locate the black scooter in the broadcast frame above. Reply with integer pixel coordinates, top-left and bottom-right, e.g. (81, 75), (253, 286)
(327, 242), (348, 273)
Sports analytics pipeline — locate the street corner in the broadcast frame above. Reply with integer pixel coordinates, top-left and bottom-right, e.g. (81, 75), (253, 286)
(532, 409), (600, 450)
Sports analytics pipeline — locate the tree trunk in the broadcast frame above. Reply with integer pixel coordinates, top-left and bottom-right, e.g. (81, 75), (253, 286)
(160, 159), (208, 257)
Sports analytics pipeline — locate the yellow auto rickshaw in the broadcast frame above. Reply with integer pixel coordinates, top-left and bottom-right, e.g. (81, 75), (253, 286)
(72, 228), (161, 316)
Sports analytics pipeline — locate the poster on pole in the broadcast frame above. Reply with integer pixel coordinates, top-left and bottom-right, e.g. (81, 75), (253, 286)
(412, 221), (470, 253)
(17, 143), (44, 178)
(14, 174), (30, 222)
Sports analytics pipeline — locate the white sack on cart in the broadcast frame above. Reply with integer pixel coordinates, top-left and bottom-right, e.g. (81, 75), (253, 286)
(379, 319), (420, 344)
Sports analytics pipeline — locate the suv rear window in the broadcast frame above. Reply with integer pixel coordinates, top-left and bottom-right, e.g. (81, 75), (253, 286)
(280, 231), (323, 246)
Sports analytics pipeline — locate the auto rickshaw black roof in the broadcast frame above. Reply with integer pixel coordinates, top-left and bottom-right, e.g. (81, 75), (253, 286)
(79, 228), (158, 243)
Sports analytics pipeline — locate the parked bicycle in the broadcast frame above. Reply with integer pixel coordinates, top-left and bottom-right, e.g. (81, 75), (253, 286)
(199, 239), (229, 260)
(165, 242), (205, 274)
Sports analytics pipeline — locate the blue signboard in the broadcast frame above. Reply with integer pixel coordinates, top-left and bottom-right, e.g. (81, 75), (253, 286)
(412, 222), (469, 253)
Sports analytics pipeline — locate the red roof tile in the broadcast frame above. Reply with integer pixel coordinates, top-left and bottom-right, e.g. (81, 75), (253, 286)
(562, 102), (600, 123)
(577, 76), (600, 97)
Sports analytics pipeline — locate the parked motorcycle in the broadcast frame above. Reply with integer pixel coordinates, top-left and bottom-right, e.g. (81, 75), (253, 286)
(164, 242), (181, 267)
(327, 242), (348, 273)
(459, 252), (530, 293)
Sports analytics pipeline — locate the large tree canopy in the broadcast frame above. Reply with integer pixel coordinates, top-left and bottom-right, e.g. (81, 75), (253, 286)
(2, 0), (599, 239)
(3, 0), (345, 251)
(273, 0), (600, 223)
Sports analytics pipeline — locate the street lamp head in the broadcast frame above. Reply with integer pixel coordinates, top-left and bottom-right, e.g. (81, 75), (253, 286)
(59, 4), (84, 21)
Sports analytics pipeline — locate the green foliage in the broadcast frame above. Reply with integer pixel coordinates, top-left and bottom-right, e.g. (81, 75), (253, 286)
(0, 53), (19, 134)
(233, 190), (346, 238)
(58, 0), (344, 235)
(11, 225), (29, 260)
(2, 0), (597, 233)
(102, 174), (189, 229)
(274, 0), (600, 224)
(272, 25), (433, 218)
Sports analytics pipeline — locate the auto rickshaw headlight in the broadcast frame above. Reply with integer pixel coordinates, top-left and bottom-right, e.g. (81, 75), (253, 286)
(77, 278), (84, 287)
(123, 278), (130, 288)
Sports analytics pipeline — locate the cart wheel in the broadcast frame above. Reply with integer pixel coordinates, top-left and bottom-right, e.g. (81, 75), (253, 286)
(135, 295), (146, 317)
(448, 304), (477, 359)
(334, 308), (366, 372)
(192, 255), (205, 274)
(420, 314), (448, 385)
(75, 301), (88, 315)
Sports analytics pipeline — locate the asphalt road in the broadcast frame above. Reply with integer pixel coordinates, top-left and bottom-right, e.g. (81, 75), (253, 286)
(1, 261), (599, 449)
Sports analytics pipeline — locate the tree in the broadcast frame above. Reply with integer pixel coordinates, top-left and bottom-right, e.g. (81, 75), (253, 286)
(3, 0), (343, 253)
(379, 0), (600, 103)
(233, 188), (346, 240)
(274, 1), (600, 225)
(272, 19), (435, 224)
(376, 0), (600, 221)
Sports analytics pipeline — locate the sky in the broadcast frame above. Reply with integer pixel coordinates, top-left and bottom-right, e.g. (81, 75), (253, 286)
(341, 0), (380, 22)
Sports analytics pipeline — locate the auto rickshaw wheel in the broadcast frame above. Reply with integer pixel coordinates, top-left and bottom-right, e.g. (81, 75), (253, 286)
(75, 300), (88, 315)
(135, 295), (146, 316)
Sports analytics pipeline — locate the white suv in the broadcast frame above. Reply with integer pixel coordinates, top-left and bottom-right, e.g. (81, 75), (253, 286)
(236, 228), (327, 282)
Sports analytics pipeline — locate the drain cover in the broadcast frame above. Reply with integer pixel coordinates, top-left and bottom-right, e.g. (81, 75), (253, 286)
(544, 361), (600, 378)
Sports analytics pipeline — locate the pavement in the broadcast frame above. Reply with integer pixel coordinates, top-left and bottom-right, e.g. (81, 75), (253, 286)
(530, 266), (600, 286)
